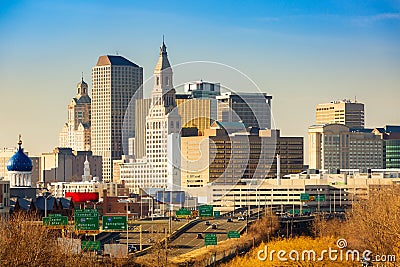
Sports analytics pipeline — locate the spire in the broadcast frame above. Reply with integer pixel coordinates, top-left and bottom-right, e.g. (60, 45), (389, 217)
(81, 72), (84, 83)
(160, 35), (167, 55)
(18, 134), (22, 147)
(155, 37), (171, 71)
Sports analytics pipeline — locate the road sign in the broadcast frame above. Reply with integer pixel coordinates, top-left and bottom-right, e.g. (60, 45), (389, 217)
(213, 211), (221, 218)
(227, 231), (240, 239)
(191, 210), (198, 217)
(204, 234), (217, 246)
(199, 205), (213, 218)
(102, 216), (127, 231)
(176, 208), (191, 218)
(315, 195), (326, 201)
(81, 241), (100, 251)
(300, 193), (310, 201)
(74, 209), (99, 234)
(43, 216), (68, 229)
(49, 213), (62, 217)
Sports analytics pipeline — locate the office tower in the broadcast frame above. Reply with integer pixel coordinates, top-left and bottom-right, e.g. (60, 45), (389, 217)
(180, 123), (303, 188)
(372, 125), (400, 168)
(316, 99), (365, 128)
(184, 80), (220, 98)
(40, 148), (102, 184)
(145, 40), (181, 189)
(308, 124), (383, 170)
(134, 98), (152, 159)
(92, 55), (143, 182)
(174, 81), (220, 136)
(59, 77), (91, 151)
(216, 92), (272, 129)
(119, 41), (181, 193)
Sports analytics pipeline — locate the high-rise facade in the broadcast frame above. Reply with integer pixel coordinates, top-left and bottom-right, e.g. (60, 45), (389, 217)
(119, 41), (181, 193)
(59, 78), (91, 151)
(180, 124), (303, 188)
(216, 92), (272, 129)
(372, 125), (400, 168)
(316, 100), (365, 128)
(144, 41), (181, 189)
(308, 124), (383, 170)
(92, 55), (143, 182)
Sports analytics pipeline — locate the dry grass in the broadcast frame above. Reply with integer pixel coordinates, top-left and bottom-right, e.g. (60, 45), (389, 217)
(0, 212), (136, 266)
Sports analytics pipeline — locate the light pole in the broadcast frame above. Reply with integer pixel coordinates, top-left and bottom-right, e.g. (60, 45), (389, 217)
(44, 192), (52, 218)
(126, 200), (129, 256)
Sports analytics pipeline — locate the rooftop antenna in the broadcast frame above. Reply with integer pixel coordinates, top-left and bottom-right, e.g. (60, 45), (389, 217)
(116, 50), (119, 55)
(81, 72), (84, 82)
(355, 95), (357, 103)
(163, 34), (165, 44)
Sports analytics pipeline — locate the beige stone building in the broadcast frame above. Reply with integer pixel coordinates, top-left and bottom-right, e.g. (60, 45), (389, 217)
(308, 124), (383, 170)
(181, 122), (303, 189)
(91, 55), (143, 182)
(40, 148), (102, 185)
(316, 99), (364, 128)
(59, 78), (91, 151)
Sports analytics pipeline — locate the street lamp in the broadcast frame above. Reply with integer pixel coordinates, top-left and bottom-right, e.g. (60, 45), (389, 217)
(43, 191), (52, 218)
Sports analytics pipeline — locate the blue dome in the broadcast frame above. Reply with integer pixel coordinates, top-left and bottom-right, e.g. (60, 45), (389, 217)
(7, 145), (33, 172)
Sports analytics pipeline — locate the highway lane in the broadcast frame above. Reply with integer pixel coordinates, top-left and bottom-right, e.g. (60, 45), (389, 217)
(168, 218), (246, 257)
(119, 220), (187, 246)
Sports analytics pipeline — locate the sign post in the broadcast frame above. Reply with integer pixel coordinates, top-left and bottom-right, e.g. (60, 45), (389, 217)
(81, 241), (100, 251)
(102, 216), (127, 231)
(300, 193), (310, 201)
(204, 234), (217, 246)
(176, 208), (191, 219)
(43, 214), (68, 229)
(227, 231), (240, 239)
(199, 205), (213, 218)
(74, 209), (99, 234)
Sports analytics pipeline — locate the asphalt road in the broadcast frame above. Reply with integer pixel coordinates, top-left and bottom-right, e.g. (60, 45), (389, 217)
(119, 220), (187, 246)
(167, 218), (246, 257)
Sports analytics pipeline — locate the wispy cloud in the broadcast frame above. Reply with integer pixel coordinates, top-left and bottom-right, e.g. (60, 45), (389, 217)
(353, 13), (400, 26)
(256, 17), (280, 22)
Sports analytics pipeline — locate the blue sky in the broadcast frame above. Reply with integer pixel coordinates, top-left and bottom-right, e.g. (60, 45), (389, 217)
(0, 0), (399, 157)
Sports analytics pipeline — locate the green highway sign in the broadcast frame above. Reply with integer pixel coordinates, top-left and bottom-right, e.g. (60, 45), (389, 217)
(74, 209), (99, 233)
(81, 241), (100, 251)
(227, 231), (240, 239)
(300, 193), (310, 201)
(204, 234), (217, 246)
(199, 205), (213, 218)
(102, 216), (127, 231)
(49, 213), (62, 217)
(315, 195), (326, 201)
(213, 211), (221, 218)
(43, 216), (68, 229)
(176, 208), (191, 218)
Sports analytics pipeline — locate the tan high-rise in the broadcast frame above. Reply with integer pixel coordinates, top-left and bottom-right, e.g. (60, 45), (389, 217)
(92, 55), (143, 182)
(316, 99), (364, 128)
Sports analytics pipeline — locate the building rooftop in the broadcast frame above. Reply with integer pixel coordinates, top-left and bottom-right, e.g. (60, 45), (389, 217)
(96, 55), (140, 67)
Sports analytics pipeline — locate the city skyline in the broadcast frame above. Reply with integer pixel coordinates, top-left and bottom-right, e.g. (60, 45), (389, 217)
(0, 1), (399, 156)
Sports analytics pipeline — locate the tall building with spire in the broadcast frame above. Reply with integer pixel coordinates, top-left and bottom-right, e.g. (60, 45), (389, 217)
(92, 55), (143, 182)
(120, 40), (181, 192)
(145, 40), (181, 189)
(59, 77), (91, 151)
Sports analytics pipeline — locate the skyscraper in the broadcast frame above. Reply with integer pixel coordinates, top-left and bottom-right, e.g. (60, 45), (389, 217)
(308, 124), (383, 170)
(316, 99), (365, 128)
(119, 41), (181, 193)
(145, 40), (181, 189)
(92, 55), (143, 182)
(216, 92), (273, 129)
(59, 77), (91, 151)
